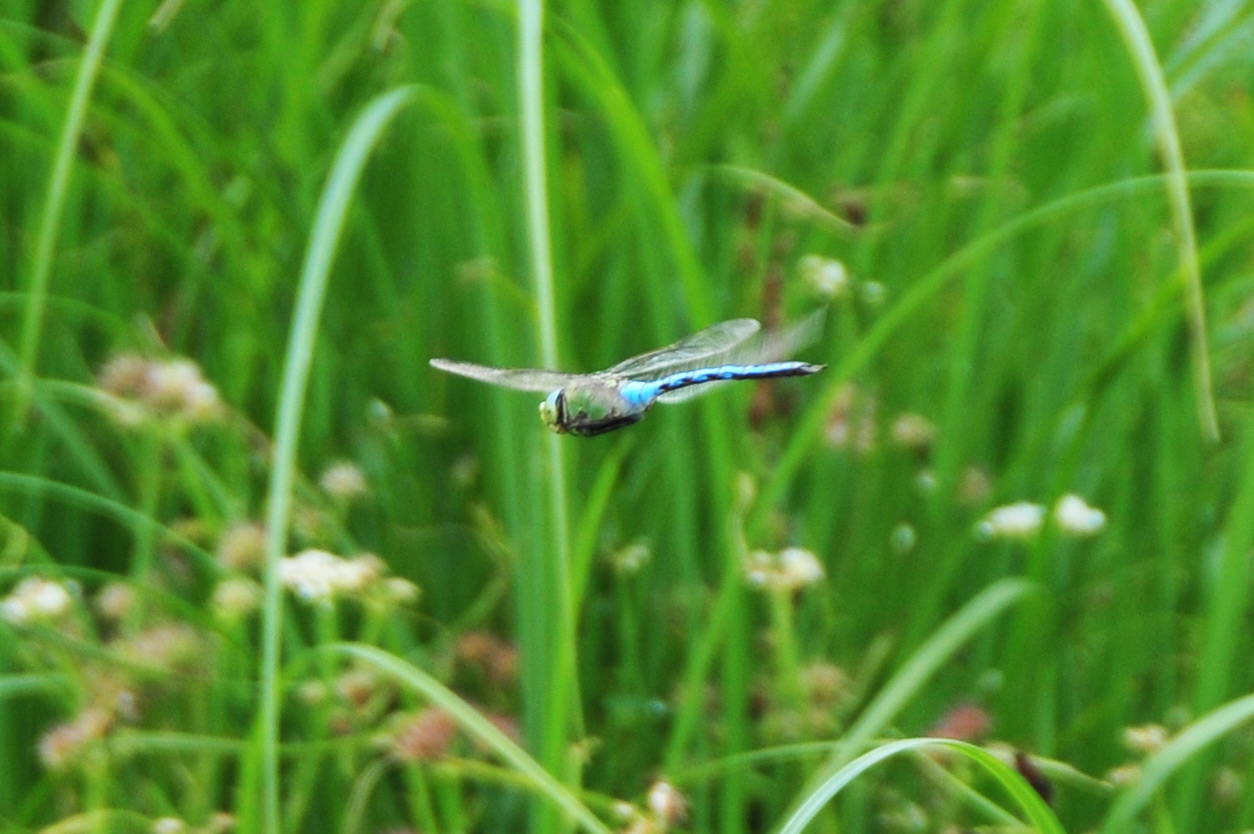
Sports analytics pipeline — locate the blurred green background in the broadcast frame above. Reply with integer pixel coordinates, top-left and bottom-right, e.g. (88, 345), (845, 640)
(4, 0), (1254, 831)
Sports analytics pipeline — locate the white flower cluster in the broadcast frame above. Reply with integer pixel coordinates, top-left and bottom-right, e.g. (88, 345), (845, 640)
(976, 502), (1046, 540)
(97, 354), (220, 425)
(744, 547), (826, 591)
(1053, 494), (1107, 535)
(0, 577), (73, 625)
(279, 550), (383, 603)
(319, 462), (369, 502)
(799, 255), (851, 300)
(277, 549), (417, 608)
(975, 494), (1107, 541)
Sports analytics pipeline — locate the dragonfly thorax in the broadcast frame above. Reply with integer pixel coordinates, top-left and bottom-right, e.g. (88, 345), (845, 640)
(539, 385), (647, 437)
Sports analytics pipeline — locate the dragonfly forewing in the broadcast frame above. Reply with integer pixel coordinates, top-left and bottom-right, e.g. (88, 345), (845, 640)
(428, 358), (582, 393)
(605, 318), (761, 378)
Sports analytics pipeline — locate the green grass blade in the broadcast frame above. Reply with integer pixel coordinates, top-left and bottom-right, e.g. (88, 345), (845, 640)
(516, 3), (579, 829)
(1100, 694), (1254, 833)
(335, 643), (613, 834)
(756, 170), (1254, 521)
(1100, 0), (1218, 441)
(0, 472), (217, 572)
(778, 738), (1064, 834)
(253, 85), (415, 834)
(10, 0), (124, 434)
(781, 578), (1036, 827)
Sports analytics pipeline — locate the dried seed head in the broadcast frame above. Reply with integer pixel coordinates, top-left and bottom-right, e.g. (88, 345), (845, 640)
(216, 523), (267, 572)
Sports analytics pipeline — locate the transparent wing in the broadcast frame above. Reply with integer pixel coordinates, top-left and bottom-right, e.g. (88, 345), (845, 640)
(653, 310), (828, 404)
(606, 319), (761, 378)
(721, 308), (826, 367)
(430, 358), (582, 393)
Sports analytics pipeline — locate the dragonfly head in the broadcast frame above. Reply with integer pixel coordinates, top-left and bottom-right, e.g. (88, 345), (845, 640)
(539, 390), (568, 434)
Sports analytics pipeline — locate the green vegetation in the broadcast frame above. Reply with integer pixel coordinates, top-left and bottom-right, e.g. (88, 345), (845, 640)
(3, 0), (1254, 832)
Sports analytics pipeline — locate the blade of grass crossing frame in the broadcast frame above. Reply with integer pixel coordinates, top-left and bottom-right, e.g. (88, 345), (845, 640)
(517, 4), (581, 833)
(251, 86), (416, 834)
(10, 0), (124, 435)
(1100, 0), (1218, 442)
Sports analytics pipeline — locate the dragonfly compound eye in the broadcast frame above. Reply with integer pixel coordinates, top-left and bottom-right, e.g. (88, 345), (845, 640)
(539, 390), (567, 433)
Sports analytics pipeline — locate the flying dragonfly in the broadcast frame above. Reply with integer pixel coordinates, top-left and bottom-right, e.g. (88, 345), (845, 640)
(429, 315), (825, 436)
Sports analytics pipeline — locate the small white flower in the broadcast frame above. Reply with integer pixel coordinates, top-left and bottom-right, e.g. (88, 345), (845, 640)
(95, 582), (136, 622)
(744, 548), (825, 591)
(890, 413), (935, 449)
(97, 354), (220, 425)
(319, 462), (369, 501)
(145, 359), (220, 421)
(1122, 723), (1169, 754)
(646, 780), (688, 826)
(975, 502), (1045, 541)
(382, 577), (420, 605)
(744, 550), (775, 588)
(0, 577), (73, 625)
(1107, 764), (1141, 786)
(799, 255), (850, 300)
(113, 623), (201, 669)
(610, 800), (637, 822)
(610, 541), (652, 575)
(211, 577), (263, 618)
(279, 550), (340, 602)
(216, 522), (267, 571)
(339, 553), (384, 590)
(1054, 494), (1106, 536)
(779, 547), (825, 587)
(98, 354), (150, 398)
(279, 550), (384, 604)
(151, 817), (186, 834)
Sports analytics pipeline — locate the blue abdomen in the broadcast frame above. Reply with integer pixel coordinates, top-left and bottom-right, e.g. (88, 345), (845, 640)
(621, 361), (824, 406)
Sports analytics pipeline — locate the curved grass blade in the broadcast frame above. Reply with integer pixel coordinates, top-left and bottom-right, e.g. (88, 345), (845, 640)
(335, 643), (613, 834)
(1101, 0), (1217, 442)
(754, 170), (1254, 531)
(10, 0), (124, 433)
(251, 85), (417, 834)
(706, 165), (860, 235)
(0, 472), (219, 575)
(779, 578), (1036, 827)
(777, 738), (1064, 834)
(1100, 693), (1254, 834)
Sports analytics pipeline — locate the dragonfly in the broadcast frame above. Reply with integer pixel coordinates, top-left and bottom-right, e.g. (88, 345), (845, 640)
(430, 315), (825, 436)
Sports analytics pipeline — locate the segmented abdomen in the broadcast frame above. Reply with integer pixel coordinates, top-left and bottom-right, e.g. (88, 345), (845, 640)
(660, 361), (818, 391)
